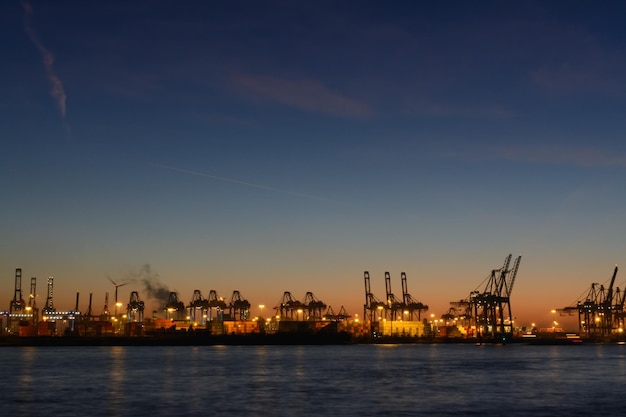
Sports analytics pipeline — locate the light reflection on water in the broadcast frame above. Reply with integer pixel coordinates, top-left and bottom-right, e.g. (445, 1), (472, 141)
(1, 344), (625, 417)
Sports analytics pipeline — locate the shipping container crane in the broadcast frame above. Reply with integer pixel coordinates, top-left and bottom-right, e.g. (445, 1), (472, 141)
(450, 254), (521, 341)
(559, 266), (619, 337)
(275, 291), (304, 319)
(10, 268), (25, 314)
(207, 290), (227, 321)
(127, 291), (145, 322)
(323, 305), (351, 321)
(401, 272), (429, 321)
(471, 254), (520, 340)
(323, 305), (337, 321)
(229, 290), (251, 321)
(28, 276), (38, 324)
(188, 290), (209, 323)
(6, 268), (27, 330)
(600, 266), (618, 334)
(363, 271), (385, 322)
(303, 291), (326, 320)
(84, 292), (94, 319)
(336, 306), (351, 321)
(614, 286), (626, 331)
(101, 292), (110, 319)
(164, 291), (185, 320)
(42, 276), (56, 315)
(385, 272), (405, 320)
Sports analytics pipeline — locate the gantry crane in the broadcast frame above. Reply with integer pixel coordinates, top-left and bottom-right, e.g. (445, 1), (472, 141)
(600, 265), (618, 334)
(323, 305), (337, 321)
(101, 292), (110, 319)
(559, 266), (620, 338)
(471, 254), (521, 340)
(164, 291), (185, 320)
(450, 254), (521, 340)
(7, 268), (27, 330)
(229, 290), (251, 321)
(363, 271), (385, 322)
(127, 291), (145, 322)
(336, 306), (351, 321)
(303, 291), (326, 320)
(42, 276), (56, 315)
(10, 268), (25, 315)
(323, 305), (351, 322)
(207, 290), (227, 321)
(385, 272), (405, 320)
(84, 292), (94, 319)
(28, 276), (38, 324)
(275, 291), (304, 319)
(401, 272), (428, 320)
(188, 290), (209, 323)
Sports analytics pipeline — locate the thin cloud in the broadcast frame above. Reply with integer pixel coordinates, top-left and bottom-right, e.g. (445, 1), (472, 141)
(22, 0), (68, 120)
(154, 163), (340, 203)
(496, 146), (626, 168)
(531, 67), (626, 95)
(231, 75), (373, 119)
(410, 101), (514, 119)
(527, 22), (626, 96)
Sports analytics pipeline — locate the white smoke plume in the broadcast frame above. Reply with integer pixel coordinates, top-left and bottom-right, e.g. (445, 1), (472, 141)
(22, 0), (68, 120)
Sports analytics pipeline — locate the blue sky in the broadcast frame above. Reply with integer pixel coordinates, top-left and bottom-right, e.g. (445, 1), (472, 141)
(1, 1), (625, 328)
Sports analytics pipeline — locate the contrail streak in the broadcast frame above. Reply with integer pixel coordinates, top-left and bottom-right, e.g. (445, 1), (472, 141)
(154, 163), (339, 203)
(22, 0), (68, 121)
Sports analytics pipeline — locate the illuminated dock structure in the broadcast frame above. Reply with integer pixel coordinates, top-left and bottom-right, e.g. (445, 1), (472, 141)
(363, 270), (429, 337)
(448, 254), (522, 341)
(557, 265), (625, 339)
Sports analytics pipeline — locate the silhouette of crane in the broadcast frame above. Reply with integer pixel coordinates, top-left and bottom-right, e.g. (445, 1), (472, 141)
(107, 277), (128, 316)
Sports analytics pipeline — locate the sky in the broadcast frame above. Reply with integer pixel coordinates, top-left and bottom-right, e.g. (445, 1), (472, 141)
(1, 1), (625, 330)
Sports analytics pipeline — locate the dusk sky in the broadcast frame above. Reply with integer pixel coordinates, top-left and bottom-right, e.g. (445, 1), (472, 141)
(2, 1), (625, 329)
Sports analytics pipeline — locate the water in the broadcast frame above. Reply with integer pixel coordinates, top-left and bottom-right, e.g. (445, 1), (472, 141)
(1, 343), (625, 416)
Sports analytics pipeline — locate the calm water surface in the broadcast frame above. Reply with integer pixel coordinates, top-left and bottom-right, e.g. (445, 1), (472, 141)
(1, 343), (625, 416)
